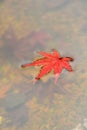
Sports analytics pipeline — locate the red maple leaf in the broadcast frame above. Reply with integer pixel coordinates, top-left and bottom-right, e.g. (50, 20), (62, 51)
(21, 49), (74, 84)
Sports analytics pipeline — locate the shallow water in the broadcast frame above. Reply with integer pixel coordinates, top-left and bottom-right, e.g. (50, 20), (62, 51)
(0, 0), (87, 130)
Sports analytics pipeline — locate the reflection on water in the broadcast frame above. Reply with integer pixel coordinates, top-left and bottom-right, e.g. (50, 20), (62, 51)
(72, 118), (87, 130)
(0, 0), (87, 130)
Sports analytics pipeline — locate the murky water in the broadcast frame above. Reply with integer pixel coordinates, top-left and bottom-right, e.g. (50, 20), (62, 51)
(0, 0), (87, 130)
